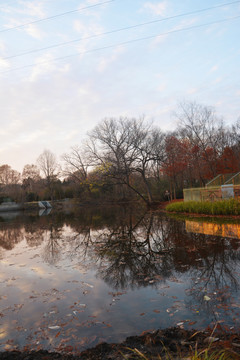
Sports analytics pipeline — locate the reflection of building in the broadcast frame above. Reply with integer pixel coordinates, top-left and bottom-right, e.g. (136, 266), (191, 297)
(184, 172), (240, 202)
(0, 202), (22, 212)
(186, 220), (240, 239)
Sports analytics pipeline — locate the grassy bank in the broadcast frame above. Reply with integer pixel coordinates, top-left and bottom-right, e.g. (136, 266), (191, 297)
(125, 348), (239, 359)
(166, 199), (240, 216)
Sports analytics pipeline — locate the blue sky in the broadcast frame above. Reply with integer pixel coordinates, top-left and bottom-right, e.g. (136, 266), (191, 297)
(0, 0), (240, 171)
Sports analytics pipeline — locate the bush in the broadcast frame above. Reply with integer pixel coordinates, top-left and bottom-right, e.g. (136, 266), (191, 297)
(26, 192), (38, 202)
(166, 199), (240, 216)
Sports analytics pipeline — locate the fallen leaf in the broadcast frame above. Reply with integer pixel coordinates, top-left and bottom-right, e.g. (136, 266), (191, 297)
(48, 326), (60, 330)
(204, 337), (219, 343)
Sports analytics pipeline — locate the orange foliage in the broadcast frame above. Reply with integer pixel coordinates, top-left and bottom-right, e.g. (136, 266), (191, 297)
(163, 137), (240, 184)
(217, 146), (239, 174)
(163, 136), (189, 177)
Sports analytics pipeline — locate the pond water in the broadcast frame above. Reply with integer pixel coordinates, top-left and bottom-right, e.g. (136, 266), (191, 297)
(0, 205), (240, 353)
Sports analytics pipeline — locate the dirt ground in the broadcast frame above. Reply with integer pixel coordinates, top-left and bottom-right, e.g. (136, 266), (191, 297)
(1, 327), (240, 360)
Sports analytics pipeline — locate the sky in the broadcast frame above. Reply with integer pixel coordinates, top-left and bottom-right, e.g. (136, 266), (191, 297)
(0, 0), (240, 172)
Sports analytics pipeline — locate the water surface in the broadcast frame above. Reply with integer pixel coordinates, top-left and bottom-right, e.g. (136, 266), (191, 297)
(0, 206), (240, 353)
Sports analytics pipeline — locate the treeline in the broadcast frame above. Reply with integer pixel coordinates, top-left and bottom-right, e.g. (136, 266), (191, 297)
(1, 102), (240, 205)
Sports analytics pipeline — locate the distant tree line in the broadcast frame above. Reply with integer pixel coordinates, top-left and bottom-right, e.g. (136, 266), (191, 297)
(1, 102), (240, 205)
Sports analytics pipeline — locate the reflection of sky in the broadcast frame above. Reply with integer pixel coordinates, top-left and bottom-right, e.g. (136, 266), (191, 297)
(0, 214), (240, 352)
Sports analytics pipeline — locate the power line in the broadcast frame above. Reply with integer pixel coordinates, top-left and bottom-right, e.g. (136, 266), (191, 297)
(0, 0), (116, 33)
(1, 0), (240, 35)
(2, 0), (240, 61)
(1, 15), (240, 75)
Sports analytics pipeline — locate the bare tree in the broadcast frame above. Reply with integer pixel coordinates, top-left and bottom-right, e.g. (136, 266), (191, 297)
(230, 118), (240, 169)
(22, 164), (41, 200)
(22, 164), (40, 181)
(0, 164), (21, 201)
(37, 150), (60, 200)
(0, 164), (21, 186)
(176, 102), (225, 184)
(62, 146), (90, 183)
(87, 117), (165, 204)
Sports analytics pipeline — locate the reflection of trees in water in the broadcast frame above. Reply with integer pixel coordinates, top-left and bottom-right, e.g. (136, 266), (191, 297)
(42, 224), (63, 265)
(0, 215), (63, 264)
(164, 217), (240, 320)
(194, 237), (240, 290)
(90, 214), (240, 292)
(172, 228), (240, 292)
(24, 222), (45, 247)
(0, 223), (24, 250)
(63, 226), (93, 263)
(0, 207), (240, 297)
(183, 235), (240, 319)
(93, 211), (175, 289)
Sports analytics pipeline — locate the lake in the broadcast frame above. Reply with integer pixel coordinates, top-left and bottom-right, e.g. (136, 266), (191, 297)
(0, 205), (240, 353)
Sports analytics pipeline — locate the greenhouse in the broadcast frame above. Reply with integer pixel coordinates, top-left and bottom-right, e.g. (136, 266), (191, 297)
(183, 172), (240, 202)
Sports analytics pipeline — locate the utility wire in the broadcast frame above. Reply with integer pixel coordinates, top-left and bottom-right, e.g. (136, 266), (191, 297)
(1, 0), (240, 34)
(0, 0), (115, 33)
(2, 0), (240, 61)
(1, 14), (240, 75)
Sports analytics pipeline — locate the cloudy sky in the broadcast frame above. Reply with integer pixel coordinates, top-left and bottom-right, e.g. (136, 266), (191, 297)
(0, 0), (239, 172)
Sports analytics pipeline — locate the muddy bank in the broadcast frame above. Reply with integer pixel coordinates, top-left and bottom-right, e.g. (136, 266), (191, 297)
(1, 327), (240, 359)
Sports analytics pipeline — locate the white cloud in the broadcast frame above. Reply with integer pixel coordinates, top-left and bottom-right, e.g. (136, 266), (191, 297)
(1, 1), (46, 38)
(215, 101), (223, 106)
(73, 20), (103, 37)
(73, 20), (104, 58)
(0, 41), (7, 54)
(0, 58), (10, 70)
(77, 0), (108, 18)
(212, 77), (222, 84)
(2, 18), (46, 40)
(29, 54), (70, 81)
(3, 17), (22, 30)
(157, 82), (166, 92)
(142, 1), (168, 16)
(151, 33), (169, 46)
(0, 129), (46, 154)
(150, 17), (196, 47)
(187, 88), (198, 95)
(64, 130), (80, 141)
(0, 0), (238, 173)
(86, 0), (101, 4)
(24, 24), (45, 40)
(97, 46), (125, 72)
(210, 65), (218, 73)
(171, 17), (197, 32)
(18, 0), (46, 17)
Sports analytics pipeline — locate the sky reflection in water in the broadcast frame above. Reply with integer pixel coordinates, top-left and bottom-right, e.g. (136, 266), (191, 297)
(0, 206), (240, 353)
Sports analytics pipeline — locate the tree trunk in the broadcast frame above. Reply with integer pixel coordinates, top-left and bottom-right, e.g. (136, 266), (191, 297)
(141, 172), (153, 204)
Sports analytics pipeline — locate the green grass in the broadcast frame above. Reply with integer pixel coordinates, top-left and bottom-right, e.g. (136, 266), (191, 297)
(166, 199), (240, 216)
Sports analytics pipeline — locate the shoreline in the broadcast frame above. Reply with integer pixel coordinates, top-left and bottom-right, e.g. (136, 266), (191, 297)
(1, 327), (240, 359)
